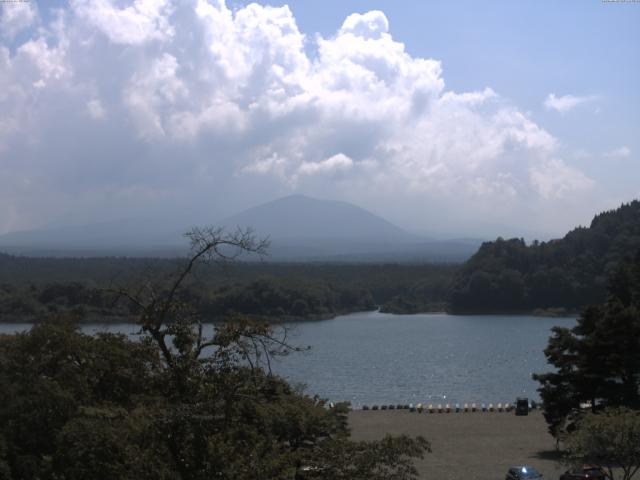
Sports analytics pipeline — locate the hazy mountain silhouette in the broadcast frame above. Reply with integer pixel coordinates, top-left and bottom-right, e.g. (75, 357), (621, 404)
(219, 195), (479, 261)
(219, 194), (420, 242)
(0, 195), (481, 261)
(0, 218), (185, 257)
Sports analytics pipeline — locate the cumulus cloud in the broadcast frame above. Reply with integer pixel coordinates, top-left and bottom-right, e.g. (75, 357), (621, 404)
(0, 0), (596, 235)
(297, 153), (354, 177)
(0, 2), (37, 39)
(529, 159), (594, 200)
(543, 93), (597, 114)
(71, 0), (174, 45)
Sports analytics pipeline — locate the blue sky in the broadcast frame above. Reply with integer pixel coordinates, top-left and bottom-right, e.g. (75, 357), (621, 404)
(261, 0), (640, 174)
(0, 0), (638, 238)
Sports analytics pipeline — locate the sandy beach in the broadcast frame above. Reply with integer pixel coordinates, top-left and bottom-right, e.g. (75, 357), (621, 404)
(349, 409), (564, 480)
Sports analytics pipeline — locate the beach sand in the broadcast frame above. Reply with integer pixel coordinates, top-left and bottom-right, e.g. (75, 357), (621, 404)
(349, 409), (564, 480)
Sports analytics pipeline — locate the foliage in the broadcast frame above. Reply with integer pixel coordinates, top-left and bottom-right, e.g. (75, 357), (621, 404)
(0, 255), (457, 321)
(0, 227), (430, 479)
(534, 251), (640, 439)
(564, 407), (640, 480)
(299, 435), (431, 480)
(449, 200), (640, 313)
(200, 277), (376, 319)
(380, 276), (450, 314)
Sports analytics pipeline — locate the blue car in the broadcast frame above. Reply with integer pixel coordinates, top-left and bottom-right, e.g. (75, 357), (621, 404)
(505, 466), (543, 479)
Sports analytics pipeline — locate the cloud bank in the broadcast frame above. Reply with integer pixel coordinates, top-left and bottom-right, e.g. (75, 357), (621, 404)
(0, 0), (595, 236)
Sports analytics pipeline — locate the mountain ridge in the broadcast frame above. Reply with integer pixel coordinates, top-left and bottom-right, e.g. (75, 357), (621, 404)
(219, 194), (421, 242)
(0, 194), (479, 261)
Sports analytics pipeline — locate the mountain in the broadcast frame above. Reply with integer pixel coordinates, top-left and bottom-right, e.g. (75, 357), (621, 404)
(219, 195), (480, 261)
(448, 200), (640, 313)
(0, 195), (480, 261)
(219, 194), (419, 242)
(0, 218), (185, 257)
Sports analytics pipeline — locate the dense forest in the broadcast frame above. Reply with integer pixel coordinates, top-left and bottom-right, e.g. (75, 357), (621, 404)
(449, 201), (640, 313)
(0, 228), (430, 479)
(0, 256), (456, 322)
(3, 200), (639, 320)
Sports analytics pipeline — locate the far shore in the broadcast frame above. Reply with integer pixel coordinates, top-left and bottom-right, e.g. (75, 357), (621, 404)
(0, 308), (578, 325)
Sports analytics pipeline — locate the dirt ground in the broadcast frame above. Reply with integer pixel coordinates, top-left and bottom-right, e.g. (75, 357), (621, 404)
(349, 409), (565, 480)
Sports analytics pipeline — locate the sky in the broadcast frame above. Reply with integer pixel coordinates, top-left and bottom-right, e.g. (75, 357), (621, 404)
(0, 0), (638, 239)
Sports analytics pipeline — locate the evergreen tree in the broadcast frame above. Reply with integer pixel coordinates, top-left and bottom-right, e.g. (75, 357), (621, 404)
(534, 252), (640, 439)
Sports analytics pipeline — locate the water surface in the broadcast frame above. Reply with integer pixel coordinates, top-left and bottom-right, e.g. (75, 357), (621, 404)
(271, 311), (575, 406)
(0, 312), (574, 406)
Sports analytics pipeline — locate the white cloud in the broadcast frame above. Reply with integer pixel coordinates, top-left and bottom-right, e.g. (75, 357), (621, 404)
(297, 153), (354, 177)
(17, 36), (69, 87)
(0, 0), (596, 235)
(340, 10), (389, 39)
(124, 52), (187, 138)
(543, 93), (597, 114)
(71, 0), (174, 45)
(0, 2), (37, 39)
(529, 159), (594, 200)
(86, 98), (105, 119)
(604, 146), (631, 158)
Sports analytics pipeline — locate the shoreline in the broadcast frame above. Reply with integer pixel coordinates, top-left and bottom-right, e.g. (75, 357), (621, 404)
(0, 308), (578, 325)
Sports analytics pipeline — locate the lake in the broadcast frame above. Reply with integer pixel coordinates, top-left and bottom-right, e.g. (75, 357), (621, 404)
(0, 311), (574, 407)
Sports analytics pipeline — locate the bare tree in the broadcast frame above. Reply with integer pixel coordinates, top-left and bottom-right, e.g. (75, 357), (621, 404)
(110, 225), (310, 399)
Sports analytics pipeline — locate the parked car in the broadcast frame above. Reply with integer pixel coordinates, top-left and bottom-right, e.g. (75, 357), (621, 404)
(559, 466), (605, 480)
(505, 465), (543, 479)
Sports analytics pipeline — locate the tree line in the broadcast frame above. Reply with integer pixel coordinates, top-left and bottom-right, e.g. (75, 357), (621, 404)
(449, 200), (640, 313)
(0, 228), (430, 479)
(0, 256), (456, 322)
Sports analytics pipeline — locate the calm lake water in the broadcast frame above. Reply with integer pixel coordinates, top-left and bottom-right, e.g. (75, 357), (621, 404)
(0, 311), (575, 407)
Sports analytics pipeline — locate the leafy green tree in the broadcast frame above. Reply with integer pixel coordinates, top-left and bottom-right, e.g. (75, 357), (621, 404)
(299, 434), (431, 480)
(449, 201), (640, 313)
(0, 227), (430, 479)
(564, 408), (640, 480)
(534, 253), (640, 440)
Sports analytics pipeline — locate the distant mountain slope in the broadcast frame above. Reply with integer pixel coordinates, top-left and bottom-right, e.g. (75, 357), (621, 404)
(449, 200), (640, 313)
(220, 195), (480, 261)
(0, 195), (479, 261)
(0, 218), (185, 256)
(220, 194), (419, 242)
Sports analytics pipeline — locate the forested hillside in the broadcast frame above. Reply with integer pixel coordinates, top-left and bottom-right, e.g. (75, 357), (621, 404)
(0, 256), (456, 322)
(449, 201), (640, 313)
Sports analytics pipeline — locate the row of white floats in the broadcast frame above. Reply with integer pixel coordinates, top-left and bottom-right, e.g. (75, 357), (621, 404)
(361, 402), (536, 413)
